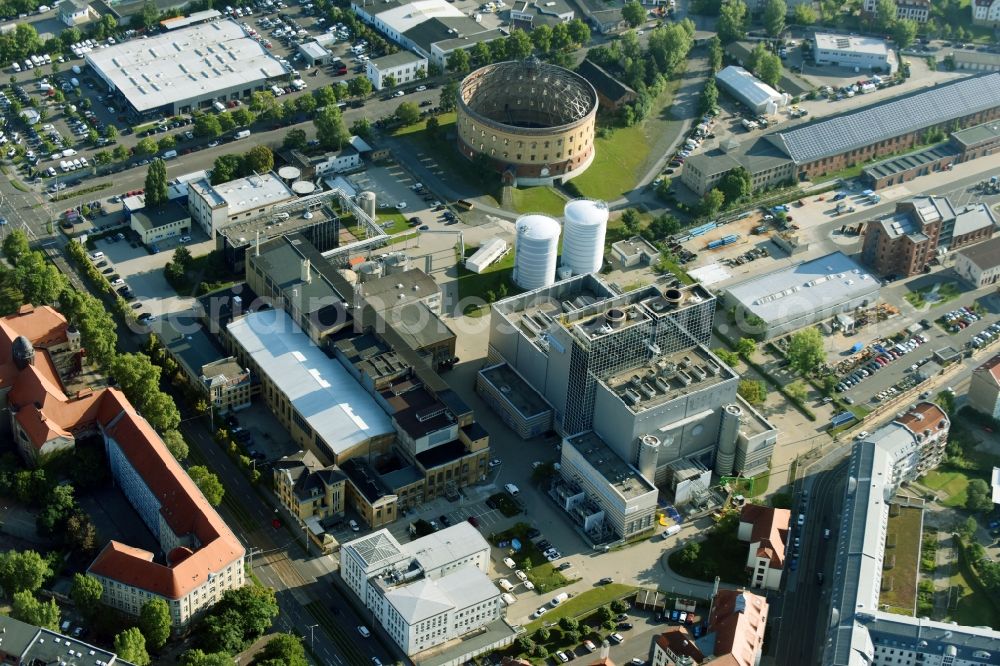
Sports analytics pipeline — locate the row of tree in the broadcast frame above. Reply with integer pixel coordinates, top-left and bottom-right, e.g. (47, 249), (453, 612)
(209, 146), (276, 184)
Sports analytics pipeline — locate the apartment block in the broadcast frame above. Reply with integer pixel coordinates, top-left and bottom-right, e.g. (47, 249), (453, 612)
(738, 504), (790, 591)
(968, 354), (1000, 419)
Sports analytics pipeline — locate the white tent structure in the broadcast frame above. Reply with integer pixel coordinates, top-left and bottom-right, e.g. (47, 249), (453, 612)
(715, 66), (789, 115)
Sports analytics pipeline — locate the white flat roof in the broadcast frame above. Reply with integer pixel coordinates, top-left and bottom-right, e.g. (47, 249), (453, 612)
(716, 66), (783, 109)
(814, 32), (890, 56)
(299, 41), (330, 58)
(210, 172), (296, 215)
(227, 309), (393, 456)
(85, 19), (286, 112)
(407, 522), (488, 573)
(375, 0), (463, 35)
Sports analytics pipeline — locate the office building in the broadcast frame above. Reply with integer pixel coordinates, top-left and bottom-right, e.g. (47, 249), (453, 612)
(738, 504), (790, 591)
(188, 172), (297, 239)
(60, 0), (96, 26)
(715, 66), (788, 114)
(719, 251), (880, 339)
(683, 74), (1000, 196)
(823, 403), (983, 666)
(129, 201), (192, 245)
(340, 523), (508, 657)
(366, 51), (428, 90)
(954, 235), (1000, 288)
(273, 449), (346, 551)
(861, 196), (997, 277)
(509, 0), (574, 30)
(862, 0), (929, 21)
(159, 316), (251, 415)
(85, 19), (286, 116)
(968, 354), (1000, 419)
(813, 33), (898, 73)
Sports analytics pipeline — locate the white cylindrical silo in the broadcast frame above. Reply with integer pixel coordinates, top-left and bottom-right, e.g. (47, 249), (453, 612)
(357, 191), (376, 220)
(513, 213), (561, 290)
(561, 199), (608, 275)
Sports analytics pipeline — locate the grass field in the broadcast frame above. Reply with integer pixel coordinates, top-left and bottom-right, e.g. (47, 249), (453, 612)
(920, 466), (972, 507)
(879, 505), (923, 615)
(511, 186), (567, 216)
(950, 560), (1000, 628)
(904, 281), (962, 309)
(523, 584), (636, 634)
(374, 210), (411, 234)
(667, 515), (749, 585)
(455, 243), (519, 312)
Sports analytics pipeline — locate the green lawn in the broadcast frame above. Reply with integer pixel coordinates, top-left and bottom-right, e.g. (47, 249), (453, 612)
(456, 243), (519, 312)
(375, 210), (411, 234)
(492, 524), (574, 594)
(511, 186), (567, 216)
(905, 281), (963, 309)
(920, 467), (972, 508)
(523, 584), (637, 634)
(570, 79), (681, 201)
(879, 505), (923, 615)
(949, 567), (1000, 628)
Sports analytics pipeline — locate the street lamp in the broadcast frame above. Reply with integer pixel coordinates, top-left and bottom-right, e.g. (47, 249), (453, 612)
(306, 624), (318, 650)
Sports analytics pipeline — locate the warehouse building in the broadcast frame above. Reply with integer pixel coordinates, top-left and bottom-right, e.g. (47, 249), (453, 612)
(719, 251), (881, 339)
(715, 66), (788, 114)
(85, 19), (287, 116)
(813, 33), (898, 74)
(682, 73), (1000, 195)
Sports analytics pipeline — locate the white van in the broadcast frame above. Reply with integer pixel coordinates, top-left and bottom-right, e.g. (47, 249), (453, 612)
(11, 61), (19, 72)
(504, 483), (519, 496)
(501, 592), (516, 606)
(213, 101), (226, 112)
(549, 592), (569, 608)
(497, 579), (514, 592)
(161, 150), (178, 159)
(235, 129), (251, 139)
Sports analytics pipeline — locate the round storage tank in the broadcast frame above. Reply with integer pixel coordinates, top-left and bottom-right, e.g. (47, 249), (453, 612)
(513, 214), (561, 290)
(292, 181), (316, 195)
(355, 261), (383, 282)
(357, 191), (377, 220)
(562, 199), (608, 275)
(278, 166), (301, 182)
(383, 252), (409, 275)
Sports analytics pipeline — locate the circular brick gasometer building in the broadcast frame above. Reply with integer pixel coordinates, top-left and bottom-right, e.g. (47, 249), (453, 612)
(456, 58), (599, 186)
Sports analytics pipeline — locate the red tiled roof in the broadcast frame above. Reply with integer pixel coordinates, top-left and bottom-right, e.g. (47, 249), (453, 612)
(740, 504), (790, 569)
(708, 589), (768, 666)
(654, 626), (705, 662)
(896, 401), (949, 435)
(0, 305), (68, 395)
(975, 355), (1000, 387)
(89, 390), (244, 599)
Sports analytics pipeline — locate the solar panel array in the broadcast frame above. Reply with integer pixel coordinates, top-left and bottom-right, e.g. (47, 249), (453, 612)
(774, 73), (1000, 164)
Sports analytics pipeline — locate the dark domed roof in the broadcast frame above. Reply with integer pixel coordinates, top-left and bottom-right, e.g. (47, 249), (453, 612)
(12, 335), (35, 370)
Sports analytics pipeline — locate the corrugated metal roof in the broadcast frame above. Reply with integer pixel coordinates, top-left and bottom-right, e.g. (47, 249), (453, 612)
(770, 73), (1000, 164)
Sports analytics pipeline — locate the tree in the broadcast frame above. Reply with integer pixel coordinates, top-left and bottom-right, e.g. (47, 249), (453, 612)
(36, 484), (75, 535)
(470, 41), (492, 67)
(70, 574), (103, 615)
(255, 634), (306, 666)
(144, 158), (168, 209)
(14, 253), (66, 307)
(874, 0), (897, 31)
(892, 18), (918, 49)
(383, 73), (397, 89)
(12, 591), (60, 630)
(567, 18), (591, 46)
(754, 50), (782, 88)
(621, 208), (642, 235)
(936, 389), (956, 417)
(194, 114), (223, 139)
(217, 112), (237, 133)
(699, 78), (718, 115)
(162, 429), (189, 461)
(136, 0), (159, 29)
(313, 84), (337, 108)
(534, 627), (550, 641)
(115, 628), (151, 666)
(707, 35), (723, 72)
(283, 128), (307, 150)
(139, 598), (172, 651)
(736, 337), (756, 357)
(314, 105), (349, 150)
(966, 478), (993, 513)
(792, 3), (816, 24)
(244, 145), (274, 173)
(94, 150), (112, 165)
(113, 144), (130, 162)
(212, 154), (243, 185)
(158, 134), (177, 151)
(714, 348), (740, 366)
(135, 137), (158, 156)
(348, 76), (373, 98)
(200, 585), (278, 653)
(597, 605), (614, 623)
(394, 101), (421, 126)
(446, 48), (471, 74)
(551, 23), (572, 51)
(350, 118), (373, 142)
(959, 515), (978, 540)
(717, 0), (747, 43)
(531, 24), (552, 53)
(622, 0), (646, 27)
(701, 188), (725, 218)
(188, 466), (224, 506)
(439, 81), (458, 113)
(2, 229), (30, 266)
(763, 0), (786, 37)
(249, 90), (277, 116)
(506, 29), (533, 59)
(558, 617), (579, 631)
(65, 513), (98, 555)
(738, 379), (766, 405)
(232, 108), (255, 127)
(610, 599), (630, 614)
(181, 650), (234, 666)
(786, 327), (825, 375)
(718, 167), (752, 205)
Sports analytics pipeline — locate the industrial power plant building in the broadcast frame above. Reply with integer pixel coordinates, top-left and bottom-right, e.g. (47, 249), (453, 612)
(719, 251), (881, 339)
(482, 274), (777, 541)
(85, 19), (287, 116)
